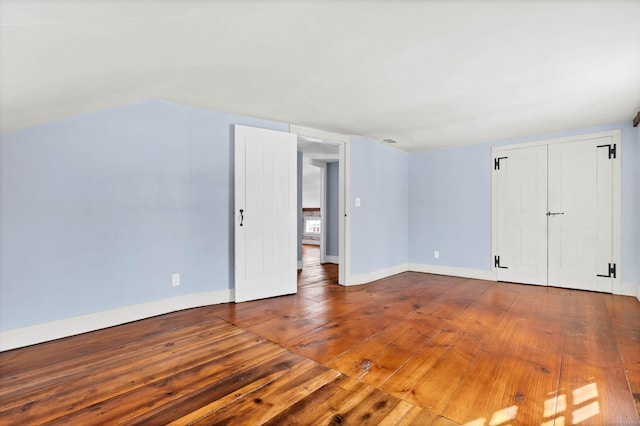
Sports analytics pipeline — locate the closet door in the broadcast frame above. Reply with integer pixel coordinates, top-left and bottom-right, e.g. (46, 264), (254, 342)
(493, 131), (620, 293)
(493, 146), (548, 285)
(547, 137), (616, 293)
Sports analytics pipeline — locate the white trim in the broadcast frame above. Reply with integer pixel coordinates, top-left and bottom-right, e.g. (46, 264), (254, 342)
(611, 132), (622, 292)
(319, 163), (327, 264)
(492, 129), (623, 152)
(308, 159), (329, 168)
(347, 263), (409, 286)
(409, 263), (497, 281)
(297, 260), (303, 270)
(290, 125), (350, 143)
(490, 145), (499, 282)
(302, 239), (320, 245)
(292, 126), (350, 286)
(0, 289), (233, 352)
(324, 255), (339, 264)
(341, 141), (350, 285)
(615, 283), (637, 297)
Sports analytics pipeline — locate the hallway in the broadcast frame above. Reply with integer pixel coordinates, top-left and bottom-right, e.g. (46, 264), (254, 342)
(297, 244), (338, 288)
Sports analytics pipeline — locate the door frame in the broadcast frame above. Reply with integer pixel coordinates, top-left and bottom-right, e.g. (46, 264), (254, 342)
(491, 129), (622, 292)
(291, 125), (350, 286)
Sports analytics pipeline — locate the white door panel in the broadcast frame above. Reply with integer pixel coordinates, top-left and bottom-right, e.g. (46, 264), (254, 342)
(493, 146), (548, 285)
(235, 125), (297, 303)
(493, 131), (619, 293)
(548, 137), (614, 293)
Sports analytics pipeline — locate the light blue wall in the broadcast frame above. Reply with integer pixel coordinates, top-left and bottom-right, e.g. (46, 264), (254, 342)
(326, 161), (339, 257)
(409, 143), (491, 270)
(408, 121), (640, 286)
(297, 152), (303, 264)
(350, 136), (409, 275)
(0, 99), (288, 331)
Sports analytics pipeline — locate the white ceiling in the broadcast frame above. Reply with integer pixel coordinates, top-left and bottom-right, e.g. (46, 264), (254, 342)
(1, 1), (639, 152)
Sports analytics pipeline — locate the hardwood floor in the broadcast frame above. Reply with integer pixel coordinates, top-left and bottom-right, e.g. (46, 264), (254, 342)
(298, 244), (339, 288)
(1, 249), (639, 425)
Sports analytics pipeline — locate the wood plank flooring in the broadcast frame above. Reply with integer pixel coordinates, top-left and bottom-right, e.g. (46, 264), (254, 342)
(1, 245), (639, 425)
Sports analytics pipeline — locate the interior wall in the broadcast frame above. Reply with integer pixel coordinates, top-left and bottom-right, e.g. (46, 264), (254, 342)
(302, 164), (321, 208)
(408, 121), (640, 288)
(2, 98), (637, 336)
(349, 136), (409, 275)
(409, 143), (491, 271)
(297, 152), (303, 265)
(0, 99), (288, 331)
(326, 161), (339, 258)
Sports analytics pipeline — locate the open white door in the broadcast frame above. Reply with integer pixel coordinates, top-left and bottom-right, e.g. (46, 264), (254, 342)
(235, 125), (297, 302)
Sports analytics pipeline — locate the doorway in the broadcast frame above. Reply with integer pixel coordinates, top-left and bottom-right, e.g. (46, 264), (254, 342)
(299, 160), (339, 287)
(294, 126), (348, 286)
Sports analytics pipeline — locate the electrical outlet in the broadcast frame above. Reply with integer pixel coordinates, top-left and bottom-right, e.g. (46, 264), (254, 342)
(434, 251), (440, 259)
(172, 273), (180, 287)
(355, 197), (361, 207)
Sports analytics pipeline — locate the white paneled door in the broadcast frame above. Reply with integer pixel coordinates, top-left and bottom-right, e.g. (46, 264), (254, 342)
(493, 146), (548, 285)
(234, 125), (297, 303)
(492, 131), (620, 293)
(547, 137), (616, 293)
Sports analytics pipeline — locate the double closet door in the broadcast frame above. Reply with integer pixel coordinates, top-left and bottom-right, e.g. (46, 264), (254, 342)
(492, 131), (620, 293)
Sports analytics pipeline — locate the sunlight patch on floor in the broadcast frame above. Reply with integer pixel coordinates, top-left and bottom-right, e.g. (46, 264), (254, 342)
(464, 382), (601, 425)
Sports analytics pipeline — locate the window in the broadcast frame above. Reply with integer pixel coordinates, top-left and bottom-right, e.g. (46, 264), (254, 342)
(304, 217), (321, 234)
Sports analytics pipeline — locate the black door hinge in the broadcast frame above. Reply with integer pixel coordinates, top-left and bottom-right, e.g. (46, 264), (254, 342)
(494, 157), (508, 170)
(597, 263), (616, 278)
(596, 143), (616, 159)
(494, 255), (508, 269)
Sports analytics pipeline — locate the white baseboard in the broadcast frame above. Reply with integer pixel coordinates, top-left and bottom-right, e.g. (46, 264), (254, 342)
(0, 289), (233, 352)
(297, 260), (303, 270)
(408, 263), (497, 281)
(615, 282), (637, 297)
(302, 239), (320, 245)
(324, 255), (339, 264)
(348, 263), (409, 286)
(407, 265), (638, 299)
(347, 263), (496, 287)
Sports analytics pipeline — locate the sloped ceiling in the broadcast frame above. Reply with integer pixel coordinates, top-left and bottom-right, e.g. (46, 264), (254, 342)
(1, 0), (639, 151)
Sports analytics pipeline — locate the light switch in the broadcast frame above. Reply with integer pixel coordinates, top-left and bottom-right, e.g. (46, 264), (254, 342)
(355, 197), (361, 207)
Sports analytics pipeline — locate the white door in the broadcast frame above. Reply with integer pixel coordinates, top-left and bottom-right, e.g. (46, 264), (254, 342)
(234, 125), (297, 302)
(492, 131), (620, 293)
(493, 146), (548, 285)
(547, 137), (615, 293)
